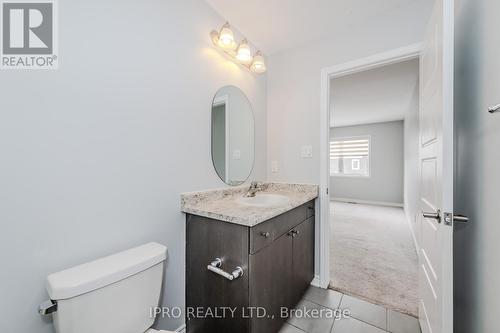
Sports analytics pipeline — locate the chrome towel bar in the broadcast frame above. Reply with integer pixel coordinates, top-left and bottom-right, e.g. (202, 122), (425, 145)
(207, 258), (244, 281)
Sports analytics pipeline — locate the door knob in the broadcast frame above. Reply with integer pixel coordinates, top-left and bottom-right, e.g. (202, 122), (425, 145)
(452, 214), (470, 230)
(260, 231), (270, 238)
(453, 215), (469, 223)
(443, 212), (470, 227)
(444, 213), (469, 229)
(423, 209), (441, 223)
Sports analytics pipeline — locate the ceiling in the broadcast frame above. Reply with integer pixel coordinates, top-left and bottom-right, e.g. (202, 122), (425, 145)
(330, 59), (419, 127)
(205, 0), (433, 55)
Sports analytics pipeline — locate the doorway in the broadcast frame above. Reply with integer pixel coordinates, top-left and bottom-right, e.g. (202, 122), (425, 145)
(329, 59), (420, 317)
(318, 45), (422, 289)
(318, 44), (421, 308)
(318, 3), (455, 332)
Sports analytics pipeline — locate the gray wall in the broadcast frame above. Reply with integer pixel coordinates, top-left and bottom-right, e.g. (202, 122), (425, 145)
(0, 0), (267, 332)
(330, 121), (404, 204)
(403, 86), (420, 242)
(454, 0), (500, 331)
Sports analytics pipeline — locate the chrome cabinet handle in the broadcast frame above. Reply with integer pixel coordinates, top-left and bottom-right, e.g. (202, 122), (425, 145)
(260, 231), (270, 238)
(207, 258), (244, 281)
(423, 209), (441, 223)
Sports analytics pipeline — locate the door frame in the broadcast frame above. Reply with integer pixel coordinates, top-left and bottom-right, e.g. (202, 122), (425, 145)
(318, 43), (422, 289)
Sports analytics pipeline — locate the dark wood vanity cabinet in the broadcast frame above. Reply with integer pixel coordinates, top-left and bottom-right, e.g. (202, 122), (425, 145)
(186, 200), (315, 333)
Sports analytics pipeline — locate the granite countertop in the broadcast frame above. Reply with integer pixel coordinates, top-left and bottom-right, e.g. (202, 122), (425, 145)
(180, 182), (319, 227)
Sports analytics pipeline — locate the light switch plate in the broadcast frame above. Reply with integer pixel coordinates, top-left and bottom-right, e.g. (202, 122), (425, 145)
(232, 150), (241, 160)
(301, 145), (313, 158)
(271, 160), (279, 173)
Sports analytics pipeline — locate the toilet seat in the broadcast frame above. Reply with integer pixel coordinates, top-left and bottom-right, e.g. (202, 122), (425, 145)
(145, 329), (175, 333)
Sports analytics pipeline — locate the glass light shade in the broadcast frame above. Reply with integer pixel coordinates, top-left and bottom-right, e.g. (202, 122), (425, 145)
(250, 51), (266, 73)
(218, 23), (235, 50)
(236, 39), (253, 65)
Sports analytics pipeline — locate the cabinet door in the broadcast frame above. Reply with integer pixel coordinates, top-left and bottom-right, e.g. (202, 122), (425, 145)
(186, 215), (250, 333)
(292, 216), (315, 305)
(249, 232), (293, 333)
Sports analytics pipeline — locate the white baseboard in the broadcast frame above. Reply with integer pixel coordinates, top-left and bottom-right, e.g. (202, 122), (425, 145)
(404, 207), (420, 253)
(331, 197), (404, 208)
(175, 323), (186, 332)
(310, 275), (321, 288)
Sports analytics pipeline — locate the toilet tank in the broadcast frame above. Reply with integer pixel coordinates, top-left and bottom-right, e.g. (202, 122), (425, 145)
(46, 242), (167, 333)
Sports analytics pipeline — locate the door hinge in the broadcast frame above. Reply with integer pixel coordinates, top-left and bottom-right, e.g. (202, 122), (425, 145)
(326, 188), (329, 195)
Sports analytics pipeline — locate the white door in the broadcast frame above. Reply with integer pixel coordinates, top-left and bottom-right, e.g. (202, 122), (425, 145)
(418, 0), (454, 333)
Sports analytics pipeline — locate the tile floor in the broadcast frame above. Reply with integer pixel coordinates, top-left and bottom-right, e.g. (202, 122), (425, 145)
(280, 286), (421, 333)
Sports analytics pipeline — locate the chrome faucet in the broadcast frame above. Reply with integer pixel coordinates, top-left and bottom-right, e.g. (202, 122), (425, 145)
(245, 181), (260, 197)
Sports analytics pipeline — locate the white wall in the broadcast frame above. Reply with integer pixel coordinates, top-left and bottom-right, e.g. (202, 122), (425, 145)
(454, 0), (500, 331)
(0, 0), (267, 332)
(330, 59), (419, 127)
(330, 121), (404, 205)
(266, 4), (431, 184)
(403, 86), (420, 246)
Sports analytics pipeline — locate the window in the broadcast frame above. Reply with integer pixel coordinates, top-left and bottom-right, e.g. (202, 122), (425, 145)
(330, 137), (370, 177)
(351, 159), (360, 170)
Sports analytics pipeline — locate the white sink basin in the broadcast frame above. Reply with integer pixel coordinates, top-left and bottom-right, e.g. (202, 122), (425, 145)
(236, 193), (290, 207)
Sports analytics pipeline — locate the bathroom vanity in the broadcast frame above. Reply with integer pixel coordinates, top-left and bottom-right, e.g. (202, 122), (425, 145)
(181, 183), (318, 333)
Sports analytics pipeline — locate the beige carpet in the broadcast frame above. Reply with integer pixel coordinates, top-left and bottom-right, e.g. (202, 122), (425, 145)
(329, 201), (419, 317)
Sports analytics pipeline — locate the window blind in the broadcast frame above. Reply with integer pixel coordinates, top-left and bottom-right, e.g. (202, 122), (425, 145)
(330, 139), (369, 159)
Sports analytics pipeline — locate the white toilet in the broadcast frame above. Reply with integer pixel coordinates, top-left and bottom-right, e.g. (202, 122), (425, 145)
(40, 242), (175, 333)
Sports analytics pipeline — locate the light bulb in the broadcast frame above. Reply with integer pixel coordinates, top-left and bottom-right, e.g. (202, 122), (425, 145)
(218, 22), (236, 50)
(236, 39), (253, 65)
(250, 51), (266, 73)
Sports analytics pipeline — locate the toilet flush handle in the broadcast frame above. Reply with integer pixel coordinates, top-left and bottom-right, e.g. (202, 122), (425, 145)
(39, 300), (58, 315)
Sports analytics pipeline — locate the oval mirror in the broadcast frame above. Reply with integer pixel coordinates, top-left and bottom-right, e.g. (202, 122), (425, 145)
(211, 86), (255, 186)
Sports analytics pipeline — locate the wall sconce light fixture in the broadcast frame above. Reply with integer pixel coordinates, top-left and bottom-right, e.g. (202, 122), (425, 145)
(210, 22), (267, 74)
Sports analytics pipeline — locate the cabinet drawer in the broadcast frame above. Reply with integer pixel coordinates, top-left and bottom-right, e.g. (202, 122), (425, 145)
(249, 223), (275, 254)
(305, 201), (315, 219)
(250, 202), (311, 254)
